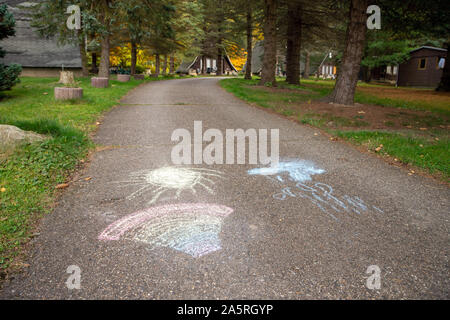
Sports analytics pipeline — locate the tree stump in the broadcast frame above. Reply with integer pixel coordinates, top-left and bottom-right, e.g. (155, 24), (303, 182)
(54, 87), (83, 100)
(91, 77), (109, 88)
(117, 74), (131, 82)
(59, 71), (75, 85)
(133, 74), (145, 80)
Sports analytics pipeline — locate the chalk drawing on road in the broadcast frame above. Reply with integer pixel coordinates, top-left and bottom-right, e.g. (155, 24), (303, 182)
(248, 160), (325, 184)
(248, 160), (383, 221)
(113, 166), (224, 205)
(98, 203), (233, 258)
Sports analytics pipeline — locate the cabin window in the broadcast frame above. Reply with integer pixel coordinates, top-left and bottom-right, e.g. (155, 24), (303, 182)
(418, 58), (427, 70)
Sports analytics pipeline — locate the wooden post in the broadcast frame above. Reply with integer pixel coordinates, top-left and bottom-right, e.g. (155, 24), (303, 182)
(55, 87), (83, 100)
(91, 77), (109, 88)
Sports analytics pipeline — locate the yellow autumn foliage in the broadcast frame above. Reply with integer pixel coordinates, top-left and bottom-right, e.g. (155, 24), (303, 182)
(110, 43), (153, 68)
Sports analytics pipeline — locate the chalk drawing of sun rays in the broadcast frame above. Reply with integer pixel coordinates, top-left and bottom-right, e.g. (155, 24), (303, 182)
(98, 204), (233, 258)
(113, 166), (224, 205)
(247, 160), (325, 183)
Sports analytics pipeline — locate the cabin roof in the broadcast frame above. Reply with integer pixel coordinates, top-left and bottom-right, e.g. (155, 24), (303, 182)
(410, 46), (447, 54)
(0, 0), (82, 68)
(176, 57), (198, 73)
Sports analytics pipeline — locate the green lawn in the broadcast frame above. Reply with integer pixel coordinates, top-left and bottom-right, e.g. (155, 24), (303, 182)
(220, 78), (450, 180)
(0, 75), (177, 272)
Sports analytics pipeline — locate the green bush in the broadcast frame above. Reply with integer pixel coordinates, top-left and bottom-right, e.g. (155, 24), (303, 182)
(134, 65), (146, 74)
(0, 4), (21, 92)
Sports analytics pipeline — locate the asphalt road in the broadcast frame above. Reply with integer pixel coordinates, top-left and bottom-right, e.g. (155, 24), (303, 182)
(1, 77), (449, 299)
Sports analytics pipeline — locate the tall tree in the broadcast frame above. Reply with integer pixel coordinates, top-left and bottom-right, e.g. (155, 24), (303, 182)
(154, 54), (160, 76)
(97, 0), (114, 78)
(285, 0), (302, 84)
(117, 0), (153, 75)
(244, 3), (254, 80)
(331, 0), (368, 105)
(260, 0), (278, 86)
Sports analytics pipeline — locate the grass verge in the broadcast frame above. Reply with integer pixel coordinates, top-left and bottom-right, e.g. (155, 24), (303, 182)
(220, 78), (449, 181)
(0, 75), (173, 273)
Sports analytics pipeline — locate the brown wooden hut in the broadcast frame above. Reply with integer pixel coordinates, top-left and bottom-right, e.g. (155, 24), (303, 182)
(397, 46), (447, 87)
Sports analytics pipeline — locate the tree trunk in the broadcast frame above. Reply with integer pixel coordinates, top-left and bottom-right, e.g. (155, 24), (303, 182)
(331, 0), (368, 105)
(169, 55), (175, 74)
(244, 7), (253, 80)
(91, 52), (98, 74)
(98, 0), (110, 78)
(130, 41), (137, 75)
(304, 51), (310, 78)
(217, 49), (223, 76)
(155, 54), (160, 77)
(162, 55), (168, 75)
(78, 33), (89, 77)
(98, 33), (110, 78)
(202, 56), (207, 74)
(437, 42), (450, 91)
(286, 1), (302, 85)
(260, 0), (278, 86)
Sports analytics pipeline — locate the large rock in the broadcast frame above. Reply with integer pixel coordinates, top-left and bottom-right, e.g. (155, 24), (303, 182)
(0, 125), (46, 153)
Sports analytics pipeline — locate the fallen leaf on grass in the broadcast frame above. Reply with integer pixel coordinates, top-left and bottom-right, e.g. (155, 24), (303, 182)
(0, 187), (6, 193)
(375, 145), (383, 152)
(56, 183), (69, 189)
(419, 128), (427, 131)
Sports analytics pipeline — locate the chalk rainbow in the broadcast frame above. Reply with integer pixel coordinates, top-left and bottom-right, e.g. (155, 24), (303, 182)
(99, 203), (233, 258)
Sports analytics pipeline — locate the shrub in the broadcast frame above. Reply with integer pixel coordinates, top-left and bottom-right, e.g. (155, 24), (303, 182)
(0, 4), (21, 92)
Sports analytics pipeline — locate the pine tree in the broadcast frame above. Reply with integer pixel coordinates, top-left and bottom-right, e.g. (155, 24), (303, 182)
(0, 4), (22, 92)
(331, 0), (368, 105)
(260, 0), (278, 86)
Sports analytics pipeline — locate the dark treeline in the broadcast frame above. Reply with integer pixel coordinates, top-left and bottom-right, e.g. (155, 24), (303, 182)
(30, 0), (449, 104)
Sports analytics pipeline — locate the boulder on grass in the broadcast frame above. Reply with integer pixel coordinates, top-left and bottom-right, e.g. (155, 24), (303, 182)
(55, 87), (83, 100)
(0, 125), (46, 153)
(91, 77), (109, 88)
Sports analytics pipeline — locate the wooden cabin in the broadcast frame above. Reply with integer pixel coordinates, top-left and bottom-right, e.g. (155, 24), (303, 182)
(177, 55), (237, 76)
(319, 62), (336, 79)
(397, 46), (447, 87)
(1, 0), (82, 77)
